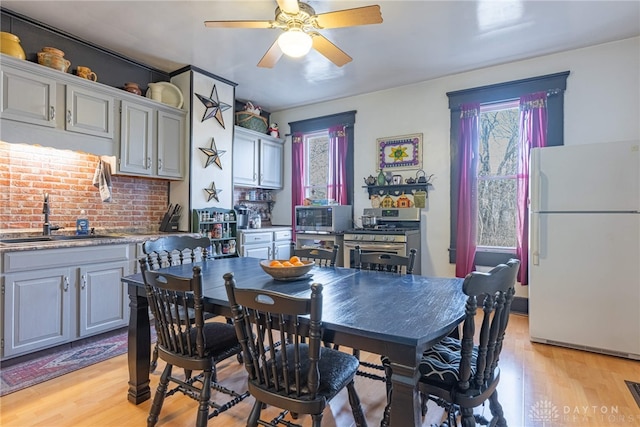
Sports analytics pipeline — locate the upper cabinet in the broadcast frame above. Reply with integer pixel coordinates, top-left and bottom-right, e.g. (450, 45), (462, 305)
(118, 99), (185, 179)
(233, 126), (284, 189)
(0, 54), (185, 179)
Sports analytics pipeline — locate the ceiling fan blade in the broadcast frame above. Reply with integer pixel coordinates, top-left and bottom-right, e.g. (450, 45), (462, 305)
(311, 33), (352, 67)
(205, 20), (274, 29)
(277, 0), (299, 14)
(257, 39), (284, 68)
(314, 5), (383, 29)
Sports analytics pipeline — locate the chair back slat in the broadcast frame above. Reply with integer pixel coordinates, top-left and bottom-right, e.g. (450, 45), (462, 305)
(224, 272), (323, 400)
(356, 246), (417, 274)
(140, 259), (207, 359)
(457, 259), (520, 391)
(293, 245), (339, 267)
(143, 235), (211, 270)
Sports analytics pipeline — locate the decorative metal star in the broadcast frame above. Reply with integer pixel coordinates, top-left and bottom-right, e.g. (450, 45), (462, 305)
(199, 137), (226, 169)
(195, 84), (231, 128)
(204, 182), (222, 202)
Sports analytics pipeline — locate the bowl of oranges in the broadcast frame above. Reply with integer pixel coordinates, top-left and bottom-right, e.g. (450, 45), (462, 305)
(259, 256), (315, 280)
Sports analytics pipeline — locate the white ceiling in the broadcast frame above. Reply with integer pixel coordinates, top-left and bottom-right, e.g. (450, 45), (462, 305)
(3, 1), (639, 112)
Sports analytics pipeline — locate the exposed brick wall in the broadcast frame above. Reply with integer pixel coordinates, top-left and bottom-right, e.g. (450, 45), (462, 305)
(0, 142), (170, 233)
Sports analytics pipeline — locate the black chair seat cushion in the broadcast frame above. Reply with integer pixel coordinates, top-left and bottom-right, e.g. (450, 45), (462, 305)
(265, 343), (360, 399)
(418, 336), (479, 385)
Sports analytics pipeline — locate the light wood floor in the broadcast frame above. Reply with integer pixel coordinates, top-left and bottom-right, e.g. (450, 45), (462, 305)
(1, 314), (639, 427)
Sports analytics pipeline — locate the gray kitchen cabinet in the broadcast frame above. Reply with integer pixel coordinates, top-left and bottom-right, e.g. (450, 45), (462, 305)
(65, 84), (115, 139)
(233, 126), (284, 189)
(0, 57), (115, 139)
(0, 62), (57, 127)
(3, 267), (72, 358)
(1, 244), (131, 359)
(78, 261), (129, 337)
(118, 99), (185, 179)
(272, 229), (292, 260)
(239, 230), (273, 259)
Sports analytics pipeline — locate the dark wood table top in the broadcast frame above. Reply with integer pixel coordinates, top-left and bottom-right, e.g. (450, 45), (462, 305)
(123, 256), (467, 426)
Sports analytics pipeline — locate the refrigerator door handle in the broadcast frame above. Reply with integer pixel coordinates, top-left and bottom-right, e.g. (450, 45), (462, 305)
(530, 148), (541, 212)
(531, 213), (540, 265)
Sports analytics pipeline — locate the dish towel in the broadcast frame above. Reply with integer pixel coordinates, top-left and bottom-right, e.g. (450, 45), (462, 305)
(92, 160), (112, 202)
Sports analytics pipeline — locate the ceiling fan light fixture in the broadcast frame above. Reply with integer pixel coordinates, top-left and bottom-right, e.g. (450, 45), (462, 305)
(277, 28), (312, 58)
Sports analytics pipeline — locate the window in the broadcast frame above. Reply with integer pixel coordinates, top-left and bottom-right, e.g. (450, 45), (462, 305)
(303, 130), (330, 200)
(477, 101), (519, 248)
(448, 72), (569, 267)
(289, 111), (356, 222)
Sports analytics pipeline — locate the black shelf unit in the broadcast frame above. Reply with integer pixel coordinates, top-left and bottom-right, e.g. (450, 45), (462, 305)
(363, 183), (432, 198)
(192, 207), (238, 259)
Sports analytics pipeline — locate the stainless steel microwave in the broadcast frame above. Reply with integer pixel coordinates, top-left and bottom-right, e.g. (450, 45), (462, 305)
(294, 205), (353, 233)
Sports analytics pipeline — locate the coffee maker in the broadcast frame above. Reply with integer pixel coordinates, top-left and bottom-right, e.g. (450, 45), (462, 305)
(235, 205), (249, 229)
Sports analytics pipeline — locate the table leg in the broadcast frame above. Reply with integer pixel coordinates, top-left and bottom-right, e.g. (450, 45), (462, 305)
(127, 283), (151, 404)
(380, 359), (421, 427)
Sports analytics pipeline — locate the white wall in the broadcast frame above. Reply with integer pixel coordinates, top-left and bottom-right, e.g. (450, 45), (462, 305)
(270, 37), (640, 297)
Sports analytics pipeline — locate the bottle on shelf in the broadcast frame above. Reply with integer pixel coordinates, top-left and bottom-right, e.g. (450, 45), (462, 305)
(76, 210), (89, 235)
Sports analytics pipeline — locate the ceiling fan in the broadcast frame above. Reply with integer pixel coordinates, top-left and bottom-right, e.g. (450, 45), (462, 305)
(204, 0), (382, 68)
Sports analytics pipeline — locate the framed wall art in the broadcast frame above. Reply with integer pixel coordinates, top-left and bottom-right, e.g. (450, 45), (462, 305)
(377, 133), (422, 171)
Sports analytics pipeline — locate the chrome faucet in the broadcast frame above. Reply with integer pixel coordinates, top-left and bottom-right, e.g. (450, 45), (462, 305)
(42, 193), (61, 236)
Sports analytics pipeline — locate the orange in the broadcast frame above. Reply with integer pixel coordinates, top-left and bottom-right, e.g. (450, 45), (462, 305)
(289, 256), (300, 264)
(281, 261), (293, 267)
(269, 260), (282, 267)
(293, 261), (305, 266)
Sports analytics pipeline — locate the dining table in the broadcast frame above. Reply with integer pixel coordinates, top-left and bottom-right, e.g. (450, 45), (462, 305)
(122, 256), (466, 427)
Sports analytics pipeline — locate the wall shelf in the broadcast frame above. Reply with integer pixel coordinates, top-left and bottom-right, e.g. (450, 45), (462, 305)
(363, 183), (432, 198)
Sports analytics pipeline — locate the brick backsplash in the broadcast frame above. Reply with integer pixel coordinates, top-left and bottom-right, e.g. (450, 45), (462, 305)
(0, 142), (170, 233)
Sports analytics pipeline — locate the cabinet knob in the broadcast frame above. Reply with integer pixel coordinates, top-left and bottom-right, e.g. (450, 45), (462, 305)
(63, 276), (69, 291)
(146, 157), (151, 169)
(49, 105), (56, 120)
(158, 159), (163, 170)
(66, 110), (72, 123)
(81, 274), (87, 289)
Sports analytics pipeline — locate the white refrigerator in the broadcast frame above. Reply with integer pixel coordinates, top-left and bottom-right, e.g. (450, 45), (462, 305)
(528, 140), (640, 360)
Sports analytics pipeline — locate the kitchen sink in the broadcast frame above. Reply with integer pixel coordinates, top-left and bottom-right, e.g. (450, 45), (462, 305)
(0, 235), (124, 244)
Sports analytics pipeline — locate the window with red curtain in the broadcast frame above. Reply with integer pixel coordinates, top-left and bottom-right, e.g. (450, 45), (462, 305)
(289, 111), (356, 224)
(447, 72), (568, 286)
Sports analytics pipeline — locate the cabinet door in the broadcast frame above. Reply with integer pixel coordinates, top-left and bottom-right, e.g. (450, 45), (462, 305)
(65, 85), (115, 138)
(233, 128), (259, 186)
(78, 261), (130, 337)
(119, 100), (154, 175)
(243, 244), (271, 259)
(3, 268), (72, 358)
(0, 65), (56, 127)
(259, 138), (284, 189)
(273, 241), (292, 260)
(157, 109), (184, 179)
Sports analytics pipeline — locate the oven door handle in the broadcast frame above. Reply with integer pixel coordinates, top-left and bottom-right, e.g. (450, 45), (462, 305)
(344, 242), (407, 251)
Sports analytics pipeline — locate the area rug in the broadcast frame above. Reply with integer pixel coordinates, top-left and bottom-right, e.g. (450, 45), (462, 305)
(0, 328), (131, 396)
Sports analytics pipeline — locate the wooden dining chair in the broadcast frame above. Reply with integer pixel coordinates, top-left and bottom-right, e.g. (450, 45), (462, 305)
(292, 244), (339, 267)
(142, 235), (215, 372)
(140, 262), (248, 427)
(142, 235), (212, 270)
(384, 259), (521, 427)
(223, 272), (368, 427)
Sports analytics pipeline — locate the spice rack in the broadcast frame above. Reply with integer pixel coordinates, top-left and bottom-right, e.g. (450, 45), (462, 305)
(191, 207), (238, 259)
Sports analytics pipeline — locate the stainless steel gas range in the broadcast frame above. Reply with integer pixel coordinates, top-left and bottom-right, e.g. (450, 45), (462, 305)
(343, 208), (421, 274)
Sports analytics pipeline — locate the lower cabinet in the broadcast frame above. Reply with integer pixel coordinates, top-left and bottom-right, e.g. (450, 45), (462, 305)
(1, 245), (131, 359)
(239, 229), (292, 260)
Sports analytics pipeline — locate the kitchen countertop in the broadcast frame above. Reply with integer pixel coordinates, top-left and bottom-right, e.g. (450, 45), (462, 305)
(0, 231), (199, 253)
(237, 226), (292, 233)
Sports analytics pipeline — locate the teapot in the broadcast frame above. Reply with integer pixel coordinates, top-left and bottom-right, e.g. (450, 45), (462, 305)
(364, 175), (377, 186)
(405, 177), (416, 184)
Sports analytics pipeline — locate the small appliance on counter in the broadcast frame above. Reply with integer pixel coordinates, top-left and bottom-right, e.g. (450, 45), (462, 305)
(160, 204), (181, 231)
(235, 205), (249, 229)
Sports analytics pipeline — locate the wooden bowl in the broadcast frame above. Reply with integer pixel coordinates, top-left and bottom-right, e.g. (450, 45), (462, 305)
(259, 259), (315, 280)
